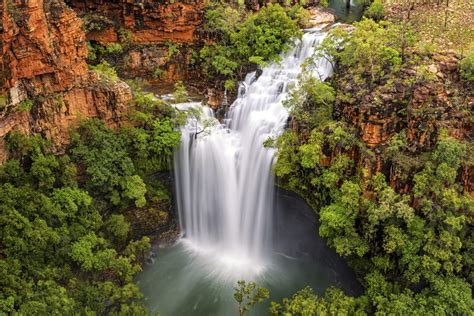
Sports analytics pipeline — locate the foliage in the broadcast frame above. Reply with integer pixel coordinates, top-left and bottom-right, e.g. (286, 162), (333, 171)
(284, 71), (335, 128)
(364, 0), (385, 21)
(0, 130), (163, 314)
(460, 46), (474, 82)
(17, 99), (33, 112)
(153, 67), (165, 79)
(200, 4), (301, 85)
(0, 95), (6, 108)
(233, 280), (269, 316)
(270, 286), (366, 315)
(106, 43), (123, 55)
(0, 76), (183, 314)
(90, 60), (119, 82)
(172, 81), (189, 103)
(166, 41), (181, 60)
(86, 41), (97, 61)
(118, 28), (133, 48)
(317, 19), (415, 86)
(273, 20), (474, 311)
(286, 4), (311, 27)
(231, 4), (301, 65)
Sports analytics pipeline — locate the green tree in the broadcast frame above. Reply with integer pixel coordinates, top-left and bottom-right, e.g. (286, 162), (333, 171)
(172, 81), (189, 103)
(364, 0), (385, 21)
(233, 280), (269, 316)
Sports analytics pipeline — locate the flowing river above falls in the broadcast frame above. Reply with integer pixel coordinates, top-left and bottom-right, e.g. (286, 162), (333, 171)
(136, 11), (364, 315)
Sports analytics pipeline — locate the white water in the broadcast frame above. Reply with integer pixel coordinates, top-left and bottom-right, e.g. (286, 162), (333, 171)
(174, 29), (333, 278)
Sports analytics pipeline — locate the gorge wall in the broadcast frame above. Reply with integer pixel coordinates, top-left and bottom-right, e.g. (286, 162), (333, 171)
(0, 0), (131, 162)
(65, 0), (206, 84)
(0, 0), (471, 195)
(332, 49), (474, 196)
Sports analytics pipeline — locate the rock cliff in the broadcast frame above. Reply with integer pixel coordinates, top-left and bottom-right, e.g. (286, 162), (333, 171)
(66, 0), (205, 44)
(64, 0), (205, 84)
(333, 50), (474, 196)
(0, 0), (131, 162)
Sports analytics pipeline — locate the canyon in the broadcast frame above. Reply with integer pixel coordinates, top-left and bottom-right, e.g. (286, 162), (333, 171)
(0, 0), (472, 194)
(0, 1), (472, 314)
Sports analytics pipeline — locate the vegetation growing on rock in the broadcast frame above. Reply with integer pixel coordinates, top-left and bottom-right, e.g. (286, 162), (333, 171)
(270, 15), (474, 315)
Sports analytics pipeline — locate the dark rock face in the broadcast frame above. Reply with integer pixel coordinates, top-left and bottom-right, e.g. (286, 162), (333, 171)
(333, 51), (474, 196)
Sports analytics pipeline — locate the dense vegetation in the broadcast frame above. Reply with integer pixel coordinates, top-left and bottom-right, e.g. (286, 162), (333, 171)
(0, 83), (182, 314)
(200, 3), (305, 90)
(268, 17), (474, 314)
(2, 0), (472, 314)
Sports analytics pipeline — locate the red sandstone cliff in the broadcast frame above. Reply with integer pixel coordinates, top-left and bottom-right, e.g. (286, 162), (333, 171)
(0, 0), (131, 162)
(66, 0), (205, 44)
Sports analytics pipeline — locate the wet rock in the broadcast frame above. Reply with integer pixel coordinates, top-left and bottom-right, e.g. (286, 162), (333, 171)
(306, 7), (336, 29)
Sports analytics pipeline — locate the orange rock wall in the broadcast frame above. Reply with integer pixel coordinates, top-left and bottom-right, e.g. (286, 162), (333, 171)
(66, 0), (206, 44)
(0, 0), (132, 162)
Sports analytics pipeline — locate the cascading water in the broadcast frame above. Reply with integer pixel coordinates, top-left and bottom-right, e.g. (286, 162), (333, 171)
(174, 29), (333, 277)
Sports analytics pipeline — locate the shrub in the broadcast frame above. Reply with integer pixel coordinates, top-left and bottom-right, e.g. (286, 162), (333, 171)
(460, 47), (474, 82)
(166, 41), (181, 60)
(105, 43), (123, 55)
(287, 4), (312, 27)
(0, 95), (6, 109)
(118, 28), (133, 48)
(364, 0), (385, 21)
(153, 67), (165, 79)
(86, 41), (97, 61)
(17, 99), (33, 112)
(173, 81), (189, 103)
(90, 60), (119, 82)
(200, 4), (301, 79)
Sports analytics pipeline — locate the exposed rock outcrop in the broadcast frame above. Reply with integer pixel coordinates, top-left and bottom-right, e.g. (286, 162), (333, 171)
(66, 0), (206, 44)
(307, 7), (336, 29)
(334, 51), (473, 195)
(0, 0), (132, 162)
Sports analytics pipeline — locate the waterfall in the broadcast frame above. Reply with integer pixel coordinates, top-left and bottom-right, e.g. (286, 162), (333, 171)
(173, 29), (333, 276)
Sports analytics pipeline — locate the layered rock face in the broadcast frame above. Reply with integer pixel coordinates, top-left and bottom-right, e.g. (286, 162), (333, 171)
(334, 51), (474, 195)
(67, 0), (205, 44)
(65, 0), (205, 83)
(0, 0), (131, 162)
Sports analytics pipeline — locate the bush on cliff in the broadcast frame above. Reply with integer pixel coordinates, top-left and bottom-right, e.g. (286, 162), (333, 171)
(460, 46), (474, 82)
(200, 4), (302, 82)
(364, 0), (385, 21)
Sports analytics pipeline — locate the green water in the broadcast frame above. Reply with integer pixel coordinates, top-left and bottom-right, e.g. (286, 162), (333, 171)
(137, 241), (348, 316)
(136, 188), (363, 315)
(330, 0), (365, 23)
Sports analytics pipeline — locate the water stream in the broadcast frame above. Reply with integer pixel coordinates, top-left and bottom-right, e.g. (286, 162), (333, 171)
(137, 24), (361, 316)
(174, 29), (332, 275)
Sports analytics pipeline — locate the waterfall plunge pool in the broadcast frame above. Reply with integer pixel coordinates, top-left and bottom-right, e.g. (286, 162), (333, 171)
(135, 187), (363, 315)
